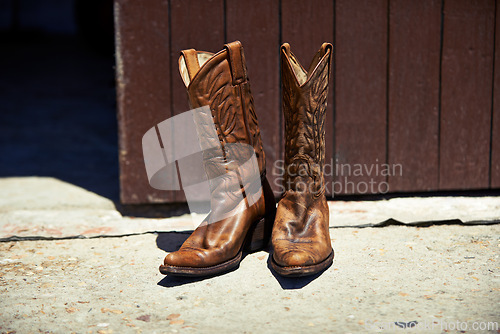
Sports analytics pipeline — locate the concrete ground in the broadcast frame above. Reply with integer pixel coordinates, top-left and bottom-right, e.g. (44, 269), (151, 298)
(1, 223), (499, 333)
(0, 177), (498, 333)
(1, 33), (499, 334)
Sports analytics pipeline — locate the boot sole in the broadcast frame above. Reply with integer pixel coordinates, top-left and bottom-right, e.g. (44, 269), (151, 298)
(270, 250), (334, 277)
(159, 251), (243, 277)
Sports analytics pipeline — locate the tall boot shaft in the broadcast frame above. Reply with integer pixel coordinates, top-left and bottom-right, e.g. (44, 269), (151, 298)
(179, 41), (266, 178)
(281, 42), (332, 196)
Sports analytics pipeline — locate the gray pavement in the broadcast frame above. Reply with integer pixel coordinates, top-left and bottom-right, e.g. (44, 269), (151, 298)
(1, 224), (499, 333)
(0, 177), (499, 333)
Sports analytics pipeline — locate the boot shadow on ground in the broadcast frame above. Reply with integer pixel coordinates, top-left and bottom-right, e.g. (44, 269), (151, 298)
(155, 232), (193, 252)
(118, 203), (195, 219)
(266, 253), (329, 290)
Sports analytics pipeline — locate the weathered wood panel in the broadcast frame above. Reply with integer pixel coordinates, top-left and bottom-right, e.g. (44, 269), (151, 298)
(115, 0), (172, 204)
(439, 0), (495, 190)
(226, 0), (281, 195)
(281, 0), (335, 196)
(388, 0), (441, 192)
(169, 0), (225, 202)
(335, 0), (388, 195)
(491, 0), (500, 188)
(116, 0), (500, 204)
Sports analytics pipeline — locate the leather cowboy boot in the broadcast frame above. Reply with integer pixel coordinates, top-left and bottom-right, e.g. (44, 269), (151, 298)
(271, 43), (334, 277)
(160, 41), (276, 277)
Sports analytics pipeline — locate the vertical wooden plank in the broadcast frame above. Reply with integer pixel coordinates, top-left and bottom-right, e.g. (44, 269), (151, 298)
(388, 0), (441, 192)
(226, 0), (281, 195)
(115, 0), (172, 204)
(335, 0), (388, 195)
(281, 0), (335, 197)
(170, 0), (225, 202)
(492, 0), (500, 188)
(440, 0), (495, 190)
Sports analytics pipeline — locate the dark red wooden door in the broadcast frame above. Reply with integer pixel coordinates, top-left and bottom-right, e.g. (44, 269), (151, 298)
(115, 0), (499, 204)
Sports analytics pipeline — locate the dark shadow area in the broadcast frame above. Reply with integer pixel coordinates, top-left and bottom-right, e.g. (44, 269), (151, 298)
(266, 253), (331, 290)
(0, 0), (118, 201)
(118, 202), (210, 219)
(0, 34), (119, 201)
(155, 232), (192, 252)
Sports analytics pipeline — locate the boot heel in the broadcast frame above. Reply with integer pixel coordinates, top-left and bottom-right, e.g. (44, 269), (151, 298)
(244, 177), (276, 252)
(244, 215), (273, 252)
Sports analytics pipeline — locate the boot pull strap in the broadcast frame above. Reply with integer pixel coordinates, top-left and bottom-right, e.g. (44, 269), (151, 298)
(224, 41), (247, 85)
(281, 42), (291, 57)
(320, 42), (333, 74)
(180, 49), (200, 81)
(320, 42), (333, 54)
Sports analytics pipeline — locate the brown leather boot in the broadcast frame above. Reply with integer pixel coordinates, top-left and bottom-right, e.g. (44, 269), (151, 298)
(159, 41), (276, 277)
(271, 42), (334, 277)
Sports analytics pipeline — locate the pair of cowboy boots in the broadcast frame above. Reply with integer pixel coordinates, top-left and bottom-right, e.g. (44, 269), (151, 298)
(159, 41), (333, 277)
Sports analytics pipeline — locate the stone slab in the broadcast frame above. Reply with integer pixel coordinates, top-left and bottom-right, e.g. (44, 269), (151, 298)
(0, 225), (498, 333)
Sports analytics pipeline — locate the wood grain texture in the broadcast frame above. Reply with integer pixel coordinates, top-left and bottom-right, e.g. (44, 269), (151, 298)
(116, 0), (499, 204)
(439, 0), (495, 190)
(281, 0), (335, 197)
(492, 0), (500, 188)
(115, 0), (172, 204)
(335, 0), (388, 195)
(170, 0), (225, 201)
(388, 0), (441, 192)
(226, 0), (281, 195)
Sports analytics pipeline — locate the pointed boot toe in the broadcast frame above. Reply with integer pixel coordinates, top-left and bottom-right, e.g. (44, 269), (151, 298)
(160, 247), (243, 277)
(271, 245), (334, 277)
(273, 248), (316, 267)
(163, 249), (204, 268)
